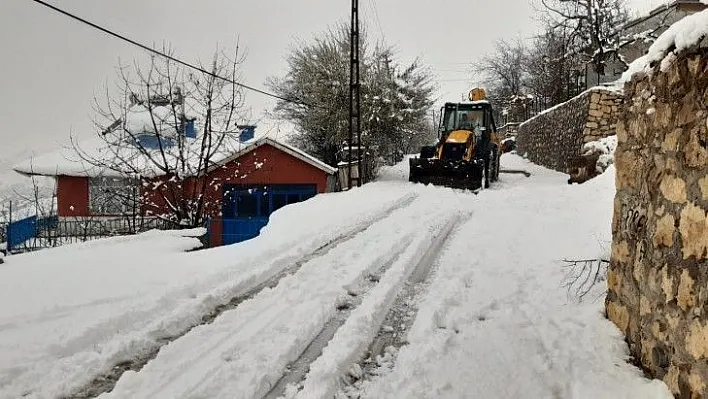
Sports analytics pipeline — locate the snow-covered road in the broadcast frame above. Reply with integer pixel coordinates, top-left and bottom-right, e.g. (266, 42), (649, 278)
(348, 158), (671, 399)
(0, 153), (673, 399)
(102, 189), (471, 398)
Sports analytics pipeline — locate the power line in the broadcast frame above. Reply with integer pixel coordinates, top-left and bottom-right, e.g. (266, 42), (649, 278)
(28, 0), (310, 107)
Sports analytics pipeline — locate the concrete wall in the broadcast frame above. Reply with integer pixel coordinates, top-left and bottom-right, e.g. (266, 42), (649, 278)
(516, 88), (623, 173)
(606, 46), (708, 397)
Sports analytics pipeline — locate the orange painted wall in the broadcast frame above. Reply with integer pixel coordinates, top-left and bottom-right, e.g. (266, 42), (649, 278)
(57, 176), (90, 217)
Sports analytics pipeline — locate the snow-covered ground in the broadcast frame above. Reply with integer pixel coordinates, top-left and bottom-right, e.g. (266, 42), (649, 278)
(0, 185), (416, 398)
(0, 153), (673, 399)
(349, 157), (669, 399)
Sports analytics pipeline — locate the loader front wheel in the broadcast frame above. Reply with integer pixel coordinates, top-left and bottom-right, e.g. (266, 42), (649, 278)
(490, 145), (500, 183)
(482, 155), (490, 189)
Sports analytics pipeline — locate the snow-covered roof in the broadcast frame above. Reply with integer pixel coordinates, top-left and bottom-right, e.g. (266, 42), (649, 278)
(616, 5), (708, 85)
(13, 136), (128, 178)
(623, 1), (708, 31)
(12, 135), (236, 179)
(205, 137), (337, 175)
(13, 133), (335, 178)
(122, 103), (197, 137)
(455, 100), (491, 106)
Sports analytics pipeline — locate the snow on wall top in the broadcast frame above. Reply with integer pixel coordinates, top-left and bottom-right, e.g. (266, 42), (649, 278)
(619, 6), (708, 83)
(518, 86), (621, 129)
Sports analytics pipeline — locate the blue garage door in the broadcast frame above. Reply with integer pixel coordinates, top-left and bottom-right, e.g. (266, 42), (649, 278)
(222, 184), (317, 245)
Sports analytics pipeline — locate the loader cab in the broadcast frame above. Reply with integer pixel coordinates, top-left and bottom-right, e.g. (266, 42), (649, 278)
(439, 102), (496, 137)
(437, 102), (497, 159)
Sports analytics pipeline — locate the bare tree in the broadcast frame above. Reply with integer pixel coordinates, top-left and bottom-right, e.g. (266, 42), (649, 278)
(539, 0), (629, 76)
(471, 39), (530, 123)
(523, 25), (584, 107)
(472, 38), (527, 98)
(72, 45), (251, 228)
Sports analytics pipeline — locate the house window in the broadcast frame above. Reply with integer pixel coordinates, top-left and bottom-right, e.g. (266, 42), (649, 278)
(236, 194), (258, 217)
(222, 184), (317, 219)
(89, 177), (139, 215)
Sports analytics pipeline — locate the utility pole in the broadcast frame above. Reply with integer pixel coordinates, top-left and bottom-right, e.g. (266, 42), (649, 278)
(348, 0), (362, 189)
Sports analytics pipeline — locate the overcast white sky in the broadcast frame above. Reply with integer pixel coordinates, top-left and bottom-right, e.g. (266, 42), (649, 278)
(0, 0), (664, 181)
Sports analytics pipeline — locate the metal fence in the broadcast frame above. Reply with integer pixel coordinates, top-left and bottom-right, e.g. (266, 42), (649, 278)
(0, 222), (6, 253)
(5, 216), (179, 253)
(46, 217), (176, 238)
(492, 72), (589, 126)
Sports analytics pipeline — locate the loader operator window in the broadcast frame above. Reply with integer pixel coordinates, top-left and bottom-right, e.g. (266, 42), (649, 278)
(444, 109), (485, 132)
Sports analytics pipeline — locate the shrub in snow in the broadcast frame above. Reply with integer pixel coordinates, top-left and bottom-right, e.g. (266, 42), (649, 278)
(581, 135), (617, 174)
(568, 135), (617, 184)
(501, 137), (517, 153)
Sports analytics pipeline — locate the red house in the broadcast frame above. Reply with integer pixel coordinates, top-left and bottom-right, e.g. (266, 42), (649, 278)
(14, 134), (337, 247)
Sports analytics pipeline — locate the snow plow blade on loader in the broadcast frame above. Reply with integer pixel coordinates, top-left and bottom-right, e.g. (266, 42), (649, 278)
(409, 157), (484, 190)
(408, 88), (501, 191)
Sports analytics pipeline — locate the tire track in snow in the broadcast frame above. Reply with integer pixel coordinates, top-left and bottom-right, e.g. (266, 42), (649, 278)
(261, 237), (417, 399)
(68, 193), (419, 399)
(335, 213), (471, 399)
(265, 212), (469, 399)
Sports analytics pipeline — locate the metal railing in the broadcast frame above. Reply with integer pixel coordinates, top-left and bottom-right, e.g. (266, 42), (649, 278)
(5, 216), (179, 253)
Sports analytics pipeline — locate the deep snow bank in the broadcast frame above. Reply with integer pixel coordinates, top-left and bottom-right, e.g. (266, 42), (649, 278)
(0, 182), (415, 399)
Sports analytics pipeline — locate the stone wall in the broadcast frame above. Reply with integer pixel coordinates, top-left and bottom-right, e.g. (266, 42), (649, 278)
(498, 122), (520, 138)
(585, 90), (624, 143)
(516, 88), (623, 173)
(606, 47), (708, 397)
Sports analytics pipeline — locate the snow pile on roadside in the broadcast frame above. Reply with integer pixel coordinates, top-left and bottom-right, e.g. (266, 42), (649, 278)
(582, 135), (617, 173)
(0, 183), (416, 399)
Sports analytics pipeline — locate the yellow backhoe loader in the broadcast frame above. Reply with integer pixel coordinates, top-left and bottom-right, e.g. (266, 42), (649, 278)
(409, 88), (502, 190)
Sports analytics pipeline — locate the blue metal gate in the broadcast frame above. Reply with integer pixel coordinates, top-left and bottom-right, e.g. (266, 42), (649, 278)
(5, 215), (58, 252)
(221, 184), (317, 245)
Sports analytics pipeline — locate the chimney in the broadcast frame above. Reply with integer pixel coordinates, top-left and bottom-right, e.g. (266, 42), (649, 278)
(237, 125), (256, 142)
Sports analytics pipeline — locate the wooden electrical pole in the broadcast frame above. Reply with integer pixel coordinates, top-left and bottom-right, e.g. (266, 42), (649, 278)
(348, 0), (362, 189)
